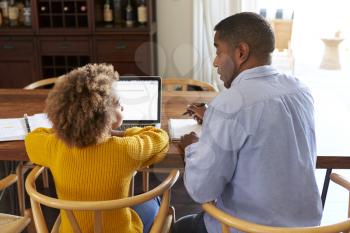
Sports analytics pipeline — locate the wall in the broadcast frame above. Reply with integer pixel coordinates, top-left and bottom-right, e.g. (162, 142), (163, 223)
(156, 0), (193, 78)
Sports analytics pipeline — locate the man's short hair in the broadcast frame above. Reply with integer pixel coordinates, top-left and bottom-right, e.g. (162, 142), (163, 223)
(214, 12), (275, 60)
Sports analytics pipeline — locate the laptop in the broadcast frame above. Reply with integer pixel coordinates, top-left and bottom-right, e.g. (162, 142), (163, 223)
(113, 76), (161, 130)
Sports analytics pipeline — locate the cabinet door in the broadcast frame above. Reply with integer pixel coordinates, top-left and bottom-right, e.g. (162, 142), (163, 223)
(94, 36), (155, 75)
(0, 38), (37, 88)
(0, 61), (36, 88)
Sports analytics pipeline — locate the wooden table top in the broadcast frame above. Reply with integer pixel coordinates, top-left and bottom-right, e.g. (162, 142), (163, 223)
(0, 89), (349, 169)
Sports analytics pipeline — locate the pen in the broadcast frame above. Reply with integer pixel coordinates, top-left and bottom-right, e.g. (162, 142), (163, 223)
(23, 113), (31, 133)
(182, 103), (206, 115)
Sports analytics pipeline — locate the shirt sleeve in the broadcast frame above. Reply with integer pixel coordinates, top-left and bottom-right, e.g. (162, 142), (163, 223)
(24, 128), (55, 168)
(184, 106), (248, 203)
(124, 126), (169, 168)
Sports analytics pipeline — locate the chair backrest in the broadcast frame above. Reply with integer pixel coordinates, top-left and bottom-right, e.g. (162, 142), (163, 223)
(25, 166), (179, 233)
(162, 78), (217, 92)
(269, 19), (293, 52)
(23, 78), (59, 90)
(202, 202), (350, 233)
(330, 173), (350, 218)
(202, 173), (350, 233)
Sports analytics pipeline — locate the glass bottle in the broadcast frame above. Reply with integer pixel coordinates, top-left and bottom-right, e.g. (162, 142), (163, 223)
(23, 0), (30, 26)
(125, 0), (133, 27)
(8, 0), (19, 26)
(63, 1), (74, 14)
(39, 3), (47, 13)
(17, 1), (24, 25)
(0, 0), (9, 25)
(79, 3), (86, 13)
(112, 0), (122, 25)
(137, 0), (147, 25)
(103, 0), (113, 25)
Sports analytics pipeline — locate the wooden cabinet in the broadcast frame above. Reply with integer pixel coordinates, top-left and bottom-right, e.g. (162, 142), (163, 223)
(0, 0), (157, 87)
(0, 37), (37, 87)
(95, 34), (156, 75)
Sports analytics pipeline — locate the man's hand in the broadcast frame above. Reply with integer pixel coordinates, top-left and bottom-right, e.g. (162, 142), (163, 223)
(179, 132), (199, 152)
(183, 103), (207, 124)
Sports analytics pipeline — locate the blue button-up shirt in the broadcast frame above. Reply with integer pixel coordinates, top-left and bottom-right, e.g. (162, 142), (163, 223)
(184, 66), (323, 233)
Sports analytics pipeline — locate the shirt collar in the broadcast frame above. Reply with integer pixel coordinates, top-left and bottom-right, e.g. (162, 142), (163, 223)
(232, 65), (279, 85)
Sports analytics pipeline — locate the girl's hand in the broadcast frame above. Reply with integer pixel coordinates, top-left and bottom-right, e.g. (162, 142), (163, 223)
(111, 130), (125, 137)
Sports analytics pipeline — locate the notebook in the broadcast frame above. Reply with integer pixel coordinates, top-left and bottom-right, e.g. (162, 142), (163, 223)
(168, 118), (202, 141)
(114, 76), (161, 130)
(0, 113), (52, 141)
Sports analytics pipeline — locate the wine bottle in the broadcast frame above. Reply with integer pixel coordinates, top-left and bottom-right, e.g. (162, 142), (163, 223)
(23, 6), (31, 26)
(40, 3), (47, 13)
(137, 0), (147, 25)
(79, 3), (86, 13)
(63, 2), (74, 13)
(17, 1), (24, 25)
(112, 0), (122, 25)
(125, 0), (133, 27)
(8, 0), (19, 26)
(0, 0), (9, 25)
(103, 0), (113, 25)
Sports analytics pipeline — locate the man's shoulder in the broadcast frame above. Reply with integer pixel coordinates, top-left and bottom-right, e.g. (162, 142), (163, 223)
(209, 87), (244, 115)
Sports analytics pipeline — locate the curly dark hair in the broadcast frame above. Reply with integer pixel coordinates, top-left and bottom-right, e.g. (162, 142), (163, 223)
(45, 63), (119, 147)
(214, 12), (275, 63)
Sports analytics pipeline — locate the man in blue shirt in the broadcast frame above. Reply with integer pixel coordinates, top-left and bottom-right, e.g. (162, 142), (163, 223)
(173, 12), (322, 233)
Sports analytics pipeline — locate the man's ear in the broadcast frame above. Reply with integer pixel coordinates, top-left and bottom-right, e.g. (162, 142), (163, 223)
(236, 42), (250, 64)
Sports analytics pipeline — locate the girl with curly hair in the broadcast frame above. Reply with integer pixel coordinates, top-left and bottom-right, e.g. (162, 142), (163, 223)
(25, 63), (169, 233)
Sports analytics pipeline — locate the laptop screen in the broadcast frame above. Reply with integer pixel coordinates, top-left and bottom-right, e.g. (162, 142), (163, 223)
(114, 76), (161, 124)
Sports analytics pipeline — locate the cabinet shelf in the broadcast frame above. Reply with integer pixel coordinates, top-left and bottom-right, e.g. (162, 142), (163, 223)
(95, 22), (149, 30)
(39, 13), (88, 16)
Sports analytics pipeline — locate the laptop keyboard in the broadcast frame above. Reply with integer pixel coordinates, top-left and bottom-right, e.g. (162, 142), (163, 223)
(118, 124), (156, 131)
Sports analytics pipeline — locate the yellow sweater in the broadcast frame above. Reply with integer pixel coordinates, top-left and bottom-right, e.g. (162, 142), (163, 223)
(25, 126), (169, 233)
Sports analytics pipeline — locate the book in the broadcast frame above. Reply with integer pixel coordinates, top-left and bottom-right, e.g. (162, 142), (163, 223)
(168, 118), (202, 141)
(0, 113), (52, 141)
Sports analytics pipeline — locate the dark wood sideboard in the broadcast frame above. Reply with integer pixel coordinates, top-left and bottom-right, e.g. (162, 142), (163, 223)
(0, 0), (157, 88)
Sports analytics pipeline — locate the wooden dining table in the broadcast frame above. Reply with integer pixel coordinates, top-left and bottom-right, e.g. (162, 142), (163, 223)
(1, 88), (350, 207)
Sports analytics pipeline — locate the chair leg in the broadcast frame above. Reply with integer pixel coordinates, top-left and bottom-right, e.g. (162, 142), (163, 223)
(142, 170), (149, 192)
(129, 175), (135, 196)
(42, 168), (49, 189)
(167, 206), (176, 233)
(25, 209), (37, 233)
(16, 162), (25, 216)
(170, 206), (175, 224)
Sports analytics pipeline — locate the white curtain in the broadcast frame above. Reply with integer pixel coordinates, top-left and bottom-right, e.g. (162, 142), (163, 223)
(192, 0), (241, 90)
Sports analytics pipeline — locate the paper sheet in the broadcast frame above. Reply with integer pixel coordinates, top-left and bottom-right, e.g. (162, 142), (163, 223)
(0, 113), (52, 142)
(168, 119), (202, 141)
(0, 118), (27, 141)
